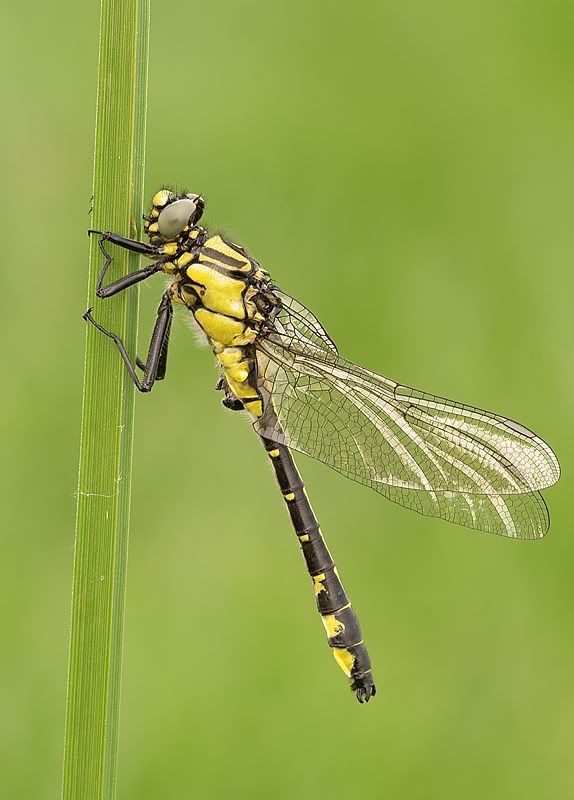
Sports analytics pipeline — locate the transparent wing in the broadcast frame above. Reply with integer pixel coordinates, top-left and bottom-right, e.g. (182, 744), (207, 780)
(272, 289), (339, 355)
(254, 299), (560, 539)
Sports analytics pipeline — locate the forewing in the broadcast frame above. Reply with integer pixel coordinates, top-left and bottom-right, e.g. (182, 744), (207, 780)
(254, 306), (559, 538)
(272, 289), (339, 355)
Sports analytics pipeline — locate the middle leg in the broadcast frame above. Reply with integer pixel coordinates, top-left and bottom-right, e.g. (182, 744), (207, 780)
(84, 291), (173, 393)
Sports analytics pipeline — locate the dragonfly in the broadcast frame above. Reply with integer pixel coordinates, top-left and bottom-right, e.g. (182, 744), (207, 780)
(84, 188), (560, 703)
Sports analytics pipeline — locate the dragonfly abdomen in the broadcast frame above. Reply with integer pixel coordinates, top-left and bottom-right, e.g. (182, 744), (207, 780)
(261, 437), (376, 703)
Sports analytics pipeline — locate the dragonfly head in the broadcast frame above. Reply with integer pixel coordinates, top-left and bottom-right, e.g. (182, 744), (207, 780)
(144, 188), (205, 244)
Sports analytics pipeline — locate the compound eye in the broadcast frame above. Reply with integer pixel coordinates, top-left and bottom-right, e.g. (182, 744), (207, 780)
(186, 193), (204, 223)
(157, 197), (198, 238)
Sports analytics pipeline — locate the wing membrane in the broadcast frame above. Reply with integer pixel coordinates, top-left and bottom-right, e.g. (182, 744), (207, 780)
(272, 289), (339, 355)
(254, 299), (559, 538)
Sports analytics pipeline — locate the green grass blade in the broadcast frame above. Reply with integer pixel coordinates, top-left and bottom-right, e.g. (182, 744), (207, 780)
(62, 1), (150, 798)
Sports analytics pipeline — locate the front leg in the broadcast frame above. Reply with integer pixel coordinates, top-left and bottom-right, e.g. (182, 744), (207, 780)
(89, 229), (158, 256)
(90, 233), (163, 298)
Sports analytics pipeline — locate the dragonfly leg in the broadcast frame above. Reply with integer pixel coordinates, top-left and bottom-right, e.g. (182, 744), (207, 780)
(223, 396), (246, 411)
(84, 291), (173, 393)
(131, 317), (172, 382)
(89, 228), (158, 256)
(215, 374), (245, 411)
(90, 234), (163, 299)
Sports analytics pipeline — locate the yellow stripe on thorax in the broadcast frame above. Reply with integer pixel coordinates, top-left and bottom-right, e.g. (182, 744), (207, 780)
(194, 309), (256, 347)
(185, 261), (247, 319)
(201, 235), (252, 272)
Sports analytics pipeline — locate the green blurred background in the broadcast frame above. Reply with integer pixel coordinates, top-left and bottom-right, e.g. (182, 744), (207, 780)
(1, 1), (573, 797)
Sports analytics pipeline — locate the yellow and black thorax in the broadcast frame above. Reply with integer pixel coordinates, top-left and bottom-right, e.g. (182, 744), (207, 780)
(160, 228), (279, 418)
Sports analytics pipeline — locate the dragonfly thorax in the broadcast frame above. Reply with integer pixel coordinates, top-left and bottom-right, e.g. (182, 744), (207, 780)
(159, 228), (279, 420)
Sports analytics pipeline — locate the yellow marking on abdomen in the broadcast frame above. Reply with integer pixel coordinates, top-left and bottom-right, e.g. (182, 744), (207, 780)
(217, 347), (243, 367)
(332, 647), (356, 677)
(298, 534), (310, 542)
(313, 573), (326, 595)
(214, 346), (262, 416)
(243, 399), (263, 417)
(268, 448), (280, 458)
(321, 614), (345, 639)
(220, 362), (254, 396)
(227, 363), (249, 383)
(283, 492), (295, 501)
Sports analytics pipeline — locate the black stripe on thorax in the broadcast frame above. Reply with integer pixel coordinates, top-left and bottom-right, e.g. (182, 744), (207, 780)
(194, 256), (258, 288)
(200, 246), (251, 269)
(194, 256), (251, 279)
